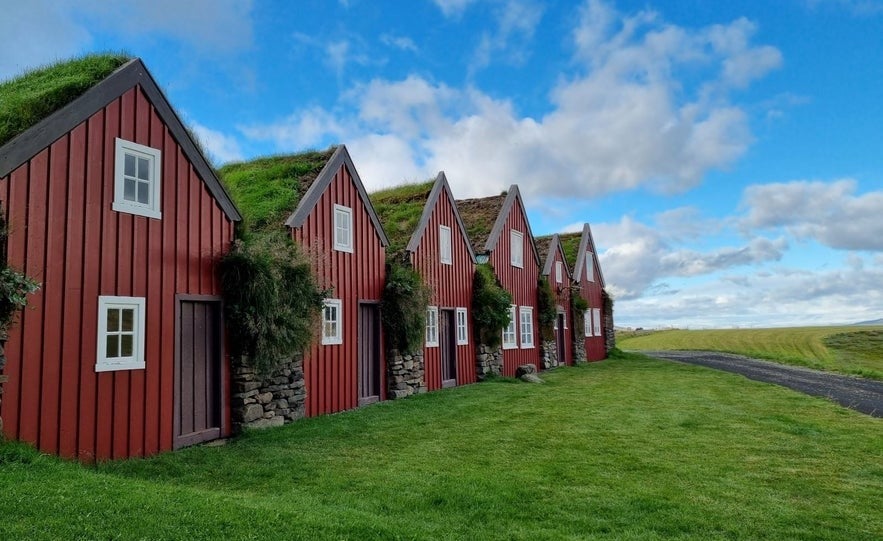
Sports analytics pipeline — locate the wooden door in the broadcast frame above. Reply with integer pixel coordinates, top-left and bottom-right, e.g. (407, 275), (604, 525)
(358, 303), (381, 406)
(175, 297), (223, 449)
(556, 313), (566, 366)
(440, 309), (457, 388)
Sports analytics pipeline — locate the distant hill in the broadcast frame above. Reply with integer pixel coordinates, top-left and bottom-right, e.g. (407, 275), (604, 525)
(853, 318), (883, 326)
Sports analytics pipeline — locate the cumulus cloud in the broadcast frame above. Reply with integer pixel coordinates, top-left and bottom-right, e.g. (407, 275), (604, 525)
(740, 179), (883, 251)
(470, 0), (544, 73)
(241, 0), (781, 199)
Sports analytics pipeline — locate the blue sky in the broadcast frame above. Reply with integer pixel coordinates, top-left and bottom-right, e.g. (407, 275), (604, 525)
(3, 0), (882, 328)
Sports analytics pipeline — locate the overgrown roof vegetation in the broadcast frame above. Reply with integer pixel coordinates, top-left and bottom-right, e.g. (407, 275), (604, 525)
(456, 194), (506, 254)
(558, 232), (582, 268)
(370, 180), (434, 256)
(0, 53), (131, 148)
(218, 147), (336, 233)
(534, 235), (553, 266)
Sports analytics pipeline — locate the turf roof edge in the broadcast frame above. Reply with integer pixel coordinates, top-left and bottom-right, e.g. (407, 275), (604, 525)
(405, 171), (477, 264)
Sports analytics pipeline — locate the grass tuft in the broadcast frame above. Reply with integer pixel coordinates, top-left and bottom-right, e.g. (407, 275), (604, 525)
(370, 180), (434, 255)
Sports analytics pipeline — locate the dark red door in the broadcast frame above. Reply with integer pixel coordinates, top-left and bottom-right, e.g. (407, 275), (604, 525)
(556, 313), (567, 366)
(358, 303), (381, 406)
(175, 297), (223, 449)
(440, 309), (457, 388)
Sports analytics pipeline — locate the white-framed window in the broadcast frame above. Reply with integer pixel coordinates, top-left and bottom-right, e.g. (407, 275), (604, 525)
(510, 230), (524, 268)
(426, 306), (439, 347)
(586, 253), (595, 282)
(333, 204), (353, 253)
(322, 299), (343, 345)
(96, 296), (146, 372)
(555, 260), (563, 284)
(502, 305), (517, 349)
(584, 309), (592, 337)
(456, 307), (468, 345)
(593, 308), (602, 336)
(519, 306), (534, 349)
(439, 225), (452, 265)
(113, 138), (161, 219)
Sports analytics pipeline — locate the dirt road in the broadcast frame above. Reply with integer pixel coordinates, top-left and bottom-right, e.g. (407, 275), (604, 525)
(640, 350), (883, 418)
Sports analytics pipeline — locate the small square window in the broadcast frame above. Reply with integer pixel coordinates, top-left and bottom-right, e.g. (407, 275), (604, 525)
(426, 306), (439, 347)
(113, 138), (161, 219)
(96, 296), (146, 372)
(555, 261), (563, 284)
(322, 299), (343, 345)
(502, 305), (517, 349)
(586, 253), (595, 282)
(456, 308), (468, 345)
(439, 225), (452, 265)
(334, 205), (353, 253)
(519, 306), (534, 349)
(510, 230), (524, 269)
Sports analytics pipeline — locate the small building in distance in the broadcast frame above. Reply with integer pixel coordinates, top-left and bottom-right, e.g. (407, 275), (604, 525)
(535, 233), (574, 368)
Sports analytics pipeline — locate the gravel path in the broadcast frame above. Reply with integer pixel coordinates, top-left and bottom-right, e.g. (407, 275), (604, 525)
(639, 350), (883, 418)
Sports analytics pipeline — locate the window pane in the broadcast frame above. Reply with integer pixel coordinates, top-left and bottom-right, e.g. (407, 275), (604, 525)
(123, 178), (136, 201)
(106, 335), (119, 358)
(124, 153), (136, 177)
(121, 308), (134, 332)
(107, 308), (119, 332)
(137, 181), (150, 204)
(121, 334), (133, 357)
(137, 157), (150, 180)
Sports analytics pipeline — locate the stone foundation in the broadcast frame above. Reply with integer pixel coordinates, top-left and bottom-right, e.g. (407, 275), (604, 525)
(603, 293), (616, 353)
(540, 340), (559, 370)
(0, 341), (6, 433)
(475, 343), (503, 380)
(572, 333), (587, 363)
(386, 349), (425, 399)
(231, 355), (306, 432)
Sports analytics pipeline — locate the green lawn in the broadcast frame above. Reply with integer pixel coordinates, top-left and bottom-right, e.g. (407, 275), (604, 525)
(1, 353), (881, 540)
(618, 326), (883, 380)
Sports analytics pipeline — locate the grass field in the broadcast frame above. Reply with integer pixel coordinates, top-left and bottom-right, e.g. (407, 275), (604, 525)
(617, 326), (883, 380)
(2, 352), (881, 540)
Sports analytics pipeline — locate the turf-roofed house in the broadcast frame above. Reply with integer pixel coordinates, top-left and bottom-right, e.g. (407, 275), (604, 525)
(559, 223), (614, 361)
(220, 146), (389, 417)
(371, 172), (477, 395)
(457, 185), (542, 377)
(0, 55), (242, 460)
(535, 234), (574, 368)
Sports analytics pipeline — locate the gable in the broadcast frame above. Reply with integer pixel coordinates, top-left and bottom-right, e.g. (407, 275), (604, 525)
(406, 172), (476, 263)
(484, 185), (541, 266)
(574, 223), (605, 287)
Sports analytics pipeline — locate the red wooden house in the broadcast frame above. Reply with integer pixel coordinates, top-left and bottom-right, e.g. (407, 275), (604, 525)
(560, 223), (610, 361)
(0, 56), (241, 460)
(457, 185), (541, 376)
(284, 146), (389, 415)
(371, 172), (477, 392)
(535, 234), (574, 367)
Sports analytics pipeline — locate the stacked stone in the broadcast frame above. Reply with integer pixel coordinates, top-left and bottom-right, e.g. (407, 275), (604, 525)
(232, 356), (306, 432)
(572, 334), (587, 363)
(387, 349), (425, 399)
(540, 340), (559, 369)
(475, 343), (503, 380)
(604, 306), (616, 353)
(0, 343), (6, 432)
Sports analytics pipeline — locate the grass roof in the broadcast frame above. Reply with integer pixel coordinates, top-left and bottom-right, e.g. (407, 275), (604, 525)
(534, 235), (554, 267)
(558, 232), (583, 269)
(0, 53), (131, 148)
(455, 194), (507, 254)
(218, 147), (336, 232)
(370, 181), (435, 255)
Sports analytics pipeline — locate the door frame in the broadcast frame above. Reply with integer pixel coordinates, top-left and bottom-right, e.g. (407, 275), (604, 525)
(173, 294), (227, 450)
(357, 301), (382, 406)
(439, 308), (457, 388)
(556, 311), (567, 366)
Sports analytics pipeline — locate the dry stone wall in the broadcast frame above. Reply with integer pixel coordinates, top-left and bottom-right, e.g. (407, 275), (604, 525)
(540, 340), (559, 370)
(232, 356), (306, 432)
(475, 343), (503, 380)
(387, 349), (426, 399)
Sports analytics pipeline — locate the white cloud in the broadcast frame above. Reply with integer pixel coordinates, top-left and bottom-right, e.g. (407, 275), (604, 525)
(740, 179), (883, 251)
(380, 34), (418, 53)
(432, 0), (478, 17)
(189, 121), (244, 165)
(470, 0), (544, 73)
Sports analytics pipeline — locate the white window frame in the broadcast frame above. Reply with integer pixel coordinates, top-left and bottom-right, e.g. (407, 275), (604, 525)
(510, 230), (524, 269)
(519, 306), (534, 349)
(456, 307), (468, 345)
(584, 309), (592, 337)
(96, 295), (146, 372)
(593, 308), (602, 336)
(555, 260), (563, 284)
(321, 299), (343, 345)
(586, 253), (595, 282)
(333, 204), (353, 253)
(426, 306), (439, 347)
(502, 305), (518, 349)
(113, 138), (161, 219)
(439, 225), (452, 265)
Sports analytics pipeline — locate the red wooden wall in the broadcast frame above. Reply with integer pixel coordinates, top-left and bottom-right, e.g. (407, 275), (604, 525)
(546, 245), (573, 366)
(579, 250), (606, 361)
(292, 163), (386, 416)
(411, 192), (476, 391)
(0, 86), (234, 461)
(488, 204), (540, 376)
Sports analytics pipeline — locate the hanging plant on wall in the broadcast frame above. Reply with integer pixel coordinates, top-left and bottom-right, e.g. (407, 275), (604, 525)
(472, 264), (512, 348)
(571, 289), (589, 334)
(381, 260), (431, 353)
(0, 212), (40, 341)
(218, 231), (325, 375)
(536, 277), (557, 341)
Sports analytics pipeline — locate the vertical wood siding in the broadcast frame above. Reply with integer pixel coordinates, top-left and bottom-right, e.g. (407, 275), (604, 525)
(546, 246), (573, 366)
(488, 205), (540, 376)
(579, 252), (606, 361)
(0, 86), (234, 461)
(411, 193), (475, 391)
(292, 164), (386, 416)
